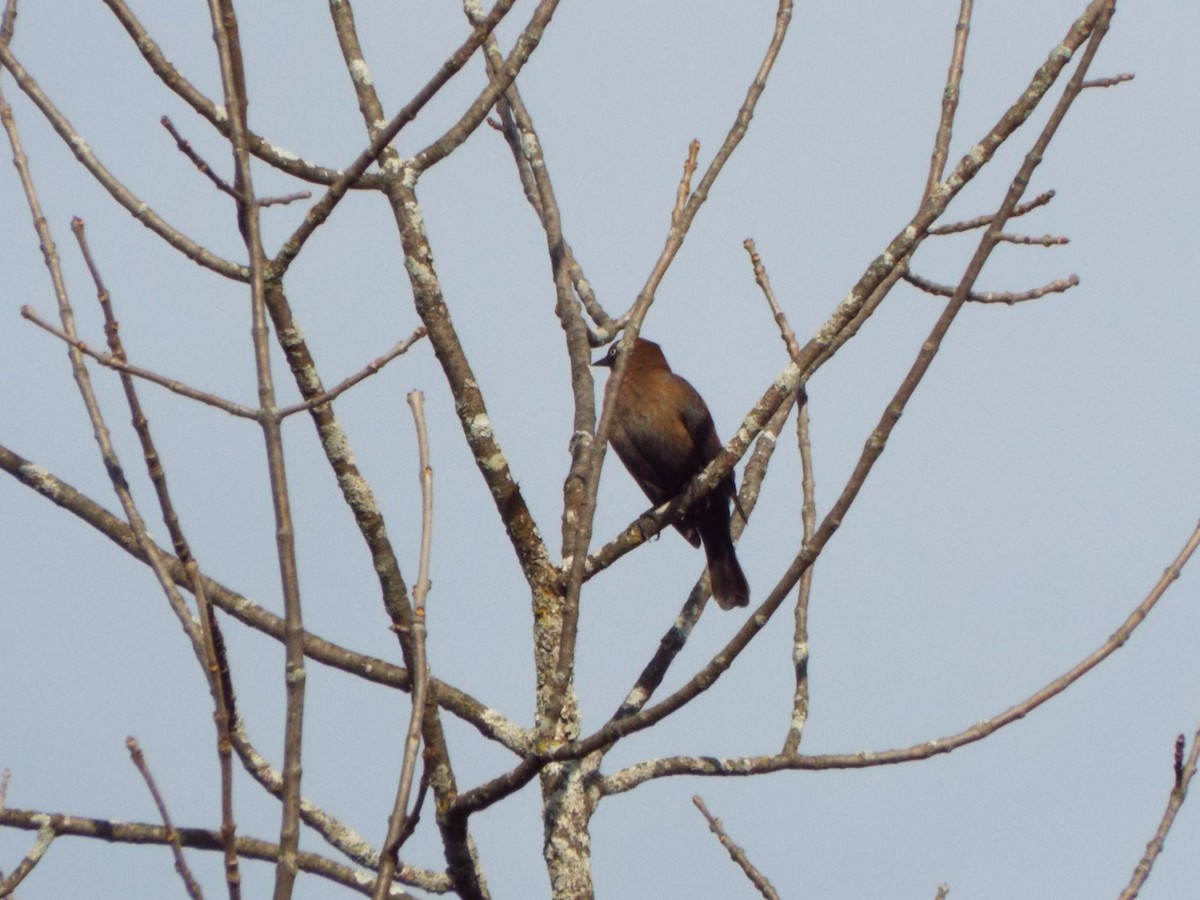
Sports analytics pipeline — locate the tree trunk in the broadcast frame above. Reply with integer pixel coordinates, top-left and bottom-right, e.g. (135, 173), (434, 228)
(541, 752), (600, 899)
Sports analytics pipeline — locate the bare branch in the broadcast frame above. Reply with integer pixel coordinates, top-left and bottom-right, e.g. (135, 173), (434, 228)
(903, 270), (1080, 304)
(692, 795), (781, 900)
(924, 0), (974, 198)
(581, 2), (1109, 588)
(2, 56), (206, 664)
(0, 442), (531, 754)
(322, 8), (499, 895)
(204, 7), (311, 894)
(0, 821), (55, 897)
(160, 115), (311, 208)
(126, 738), (205, 900)
(446, 15), (1126, 831)
(0, 807), (431, 897)
(411, 0), (560, 172)
(997, 231), (1069, 246)
(161, 114), (237, 197)
(374, 391), (435, 899)
(463, 16), (617, 338)
(0, 0), (16, 45)
(103, 0), (377, 188)
(0, 42), (248, 280)
(783, 388), (815, 754)
(930, 190), (1056, 235)
(224, 722), (446, 893)
(1082, 72), (1134, 88)
(71, 216), (245, 897)
(598, 510), (1200, 793)
(20, 304), (259, 418)
(1118, 726), (1200, 900)
(673, 139), (701, 225)
(744, 237), (801, 359)
(273, 0), (522, 275)
(277, 327), (428, 419)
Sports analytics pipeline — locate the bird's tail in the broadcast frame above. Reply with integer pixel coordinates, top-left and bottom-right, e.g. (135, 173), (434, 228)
(699, 515), (749, 610)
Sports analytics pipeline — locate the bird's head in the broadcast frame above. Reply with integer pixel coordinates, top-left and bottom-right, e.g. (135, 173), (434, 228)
(592, 337), (667, 370)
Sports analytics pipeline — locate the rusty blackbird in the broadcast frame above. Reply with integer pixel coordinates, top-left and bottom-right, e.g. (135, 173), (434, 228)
(594, 338), (750, 609)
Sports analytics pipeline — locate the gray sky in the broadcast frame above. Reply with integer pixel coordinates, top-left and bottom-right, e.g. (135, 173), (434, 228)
(2, 1), (1199, 897)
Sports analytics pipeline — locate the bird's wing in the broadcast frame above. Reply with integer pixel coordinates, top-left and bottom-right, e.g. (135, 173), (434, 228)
(610, 417), (703, 548)
(674, 375), (737, 502)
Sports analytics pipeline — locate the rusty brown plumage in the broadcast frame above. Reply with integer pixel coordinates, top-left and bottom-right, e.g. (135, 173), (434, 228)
(594, 338), (749, 609)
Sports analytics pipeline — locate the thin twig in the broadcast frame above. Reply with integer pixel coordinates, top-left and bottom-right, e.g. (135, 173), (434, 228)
(273, 0), (521, 276)
(257, 191), (311, 207)
(0, 806), (432, 897)
(744, 238), (801, 361)
(673, 140), (700, 226)
(71, 217), (245, 898)
(411, 0), (558, 173)
(598, 507), (1200, 792)
(20, 304), (259, 418)
(161, 114), (237, 195)
(224, 722), (447, 892)
(1082, 72), (1134, 88)
(374, 392), (434, 899)
(903, 270), (1080, 304)
(188, 561), (244, 900)
(1118, 725), (1200, 900)
(783, 388), (815, 753)
(0, 41), (248, 280)
(0, 442), (531, 756)
(997, 231), (1068, 246)
(464, 0), (616, 335)
(929, 190), (1056, 234)
(0, 0), (16, 45)
(277, 326), (428, 418)
(204, 4), (306, 897)
(741, 238), (815, 752)
(0, 821), (54, 897)
(0, 765), (11, 891)
(924, 0), (973, 198)
(160, 115), (311, 208)
(2, 42), (205, 658)
(692, 795), (781, 900)
(324, 5), (494, 893)
(126, 738), (205, 900)
(103, 0), (378, 189)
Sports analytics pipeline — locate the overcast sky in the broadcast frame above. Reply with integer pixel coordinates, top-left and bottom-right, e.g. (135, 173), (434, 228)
(2, 1), (1199, 898)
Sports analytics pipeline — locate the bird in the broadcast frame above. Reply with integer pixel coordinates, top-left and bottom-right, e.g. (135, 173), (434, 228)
(594, 337), (750, 609)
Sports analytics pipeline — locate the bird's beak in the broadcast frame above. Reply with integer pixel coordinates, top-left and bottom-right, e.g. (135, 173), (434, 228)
(592, 352), (611, 368)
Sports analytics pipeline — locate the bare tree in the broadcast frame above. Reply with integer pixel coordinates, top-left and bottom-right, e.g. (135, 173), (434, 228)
(2, 1), (1197, 898)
